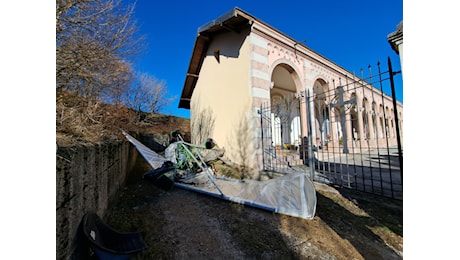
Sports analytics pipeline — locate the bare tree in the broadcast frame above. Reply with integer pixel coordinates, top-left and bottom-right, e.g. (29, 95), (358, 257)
(56, 0), (146, 139)
(100, 60), (134, 106)
(56, 0), (144, 100)
(123, 71), (172, 116)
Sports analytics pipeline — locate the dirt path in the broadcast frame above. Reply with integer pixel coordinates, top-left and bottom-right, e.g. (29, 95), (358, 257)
(105, 158), (403, 259)
(154, 189), (246, 259)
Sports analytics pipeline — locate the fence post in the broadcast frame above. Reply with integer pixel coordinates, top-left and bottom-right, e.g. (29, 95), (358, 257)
(306, 88), (315, 180)
(388, 57), (403, 183)
(259, 105), (265, 170)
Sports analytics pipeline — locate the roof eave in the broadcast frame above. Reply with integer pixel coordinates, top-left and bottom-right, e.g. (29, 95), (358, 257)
(178, 8), (254, 109)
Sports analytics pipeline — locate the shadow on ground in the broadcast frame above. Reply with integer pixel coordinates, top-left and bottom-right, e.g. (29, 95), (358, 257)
(315, 187), (402, 259)
(103, 156), (403, 259)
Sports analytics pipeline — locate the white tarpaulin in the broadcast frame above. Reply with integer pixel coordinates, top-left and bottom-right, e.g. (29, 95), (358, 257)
(122, 130), (316, 220)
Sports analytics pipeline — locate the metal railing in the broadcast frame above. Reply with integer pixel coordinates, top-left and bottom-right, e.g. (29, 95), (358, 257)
(259, 58), (403, 199)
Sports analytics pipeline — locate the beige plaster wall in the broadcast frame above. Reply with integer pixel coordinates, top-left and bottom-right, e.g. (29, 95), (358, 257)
(190, 28), (256, 170)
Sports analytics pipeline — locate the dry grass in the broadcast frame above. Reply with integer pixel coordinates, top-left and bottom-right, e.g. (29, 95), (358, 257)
(56, 91), (191, 147)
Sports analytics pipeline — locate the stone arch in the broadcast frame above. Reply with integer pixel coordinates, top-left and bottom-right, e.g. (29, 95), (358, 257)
(350, 93), (359, 140)
(269, 61), (303, 147)
(372, 102), (378, 139)
(379, 104), (384, 115)
(390, 108), (395, 138)
(312, 77), (331, 144)
(379, 104), (385, 139)
(390, 117), (395, 138)
(362, 97), (370, 139)
(269, 58), (303, 92)
(363, 97), (371, 111)
(385, 106), (391, 138)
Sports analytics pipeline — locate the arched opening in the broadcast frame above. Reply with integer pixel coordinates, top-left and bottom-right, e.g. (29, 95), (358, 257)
(385, 106), (391, 138)
(313, 79), (330, 147)
(379, 104), (385, 139)
(350, 93), (359, 141)
(362, 98), (370, 140)
(270, 63), (301, 148)
(372, 102), (378, 139)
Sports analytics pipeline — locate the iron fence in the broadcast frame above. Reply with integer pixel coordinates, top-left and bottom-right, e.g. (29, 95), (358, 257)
(259, 58), (403, 199)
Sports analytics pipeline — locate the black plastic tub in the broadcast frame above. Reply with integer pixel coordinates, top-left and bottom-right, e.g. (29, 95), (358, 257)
(82, 213), (147, 260)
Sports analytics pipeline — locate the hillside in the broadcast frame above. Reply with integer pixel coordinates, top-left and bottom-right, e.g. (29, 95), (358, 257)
(56, 99), (191, 147)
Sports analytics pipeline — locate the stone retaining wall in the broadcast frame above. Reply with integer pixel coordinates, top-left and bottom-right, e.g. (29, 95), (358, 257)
(56, 140), (137, 260)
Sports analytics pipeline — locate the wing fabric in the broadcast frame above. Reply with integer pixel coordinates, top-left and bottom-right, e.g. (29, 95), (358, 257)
(122, 130), (316, 220)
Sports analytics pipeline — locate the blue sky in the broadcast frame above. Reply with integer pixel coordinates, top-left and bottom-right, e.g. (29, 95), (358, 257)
(131, 0), (403, 119)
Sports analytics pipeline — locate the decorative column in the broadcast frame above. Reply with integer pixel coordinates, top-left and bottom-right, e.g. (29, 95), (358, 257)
(345, 112), (353, 150)
(330, 86), (356, 154)
(296, 90), (307, 139)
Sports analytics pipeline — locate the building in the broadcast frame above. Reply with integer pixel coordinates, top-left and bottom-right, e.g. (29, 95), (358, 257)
(179, 7), (403, 173)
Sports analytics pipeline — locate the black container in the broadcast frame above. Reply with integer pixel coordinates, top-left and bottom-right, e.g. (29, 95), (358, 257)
(82, 213), (147, 260)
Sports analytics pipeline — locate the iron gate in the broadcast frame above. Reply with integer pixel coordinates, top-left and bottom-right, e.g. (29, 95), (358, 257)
(259, 58), (403, 199)
(259, 91), (303, 173)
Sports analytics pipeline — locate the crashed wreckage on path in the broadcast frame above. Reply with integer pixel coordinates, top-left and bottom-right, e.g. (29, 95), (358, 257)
(122, 129), (317, 220)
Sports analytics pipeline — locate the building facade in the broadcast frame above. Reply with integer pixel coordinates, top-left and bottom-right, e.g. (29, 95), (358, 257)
(179, 8), (403, 172)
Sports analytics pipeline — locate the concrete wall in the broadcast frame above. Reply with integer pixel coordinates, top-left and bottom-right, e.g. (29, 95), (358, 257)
(56, 140), (137, 260)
